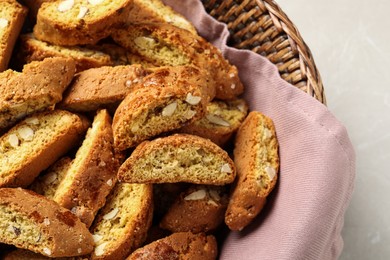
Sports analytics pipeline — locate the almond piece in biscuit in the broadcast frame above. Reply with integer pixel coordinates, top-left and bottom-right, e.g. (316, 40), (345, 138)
(225, 111), (279, 231)
(112, 66), (213, 150)
(179, 99), (249, 147)
(118, 134), (236, 185)
(0, 57), (76, 131)
(89, 183), (153, 260)
(0, 188), (94, 257)
(0, 110), (90, 188)
(29, 157), (73, 199)
(34, 0), (133, 46)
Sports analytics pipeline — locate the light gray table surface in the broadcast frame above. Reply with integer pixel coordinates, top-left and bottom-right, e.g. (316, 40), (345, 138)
(276, 0), (390, 259)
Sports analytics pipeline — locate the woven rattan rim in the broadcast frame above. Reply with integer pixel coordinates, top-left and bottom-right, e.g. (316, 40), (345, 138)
(201, 0), (326, 104)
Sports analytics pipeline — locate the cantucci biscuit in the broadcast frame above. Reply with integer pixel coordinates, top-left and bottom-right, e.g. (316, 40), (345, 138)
(128, 0), (197, 35)
(0, 110), (89, 188)
(17, 34), (113, 72)
(118, 134), (236, 185)
(34, 0), (133, 46)
(89, 183), (153, 259)
(0, 0), (27, 72)
(0, 57), (76, 131)
(225, 111), (279, 231)
(111, 23), (243, 100)
(112, 66), (213, 150)
(59, 64), (149, 112)
(127, 232), (218, 260)
(0, 188), (94, 257)
(180, 99), (249, 147)
(160, 185), (229, 233)
(52, 109), (118, 227)
(2, 248), (87, 259)
(29, 157), (72, 199)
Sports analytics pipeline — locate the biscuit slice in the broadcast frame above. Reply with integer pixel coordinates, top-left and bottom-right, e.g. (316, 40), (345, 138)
(118, 134), (236, 185)
(34, 0), (133, 46)
(0, 110), (89, 188)
(89, 183), (153, 259)
(29, 157), (72, 199)
(59, 64), (149, 112)
(180, 99), (249, 147)
(17, 34), (113, 72)
(0, 0), (27, 72)
(160, 185), (229, 233)
(128, 0), (197, 35)
(0, 188), (94, 257)
(112, 23), (243, 100)
(0, 57), (76, 131)
(112, 66), (213, 150)
(127, 232), (218, 260)
(225, 111), (279, 231)
(53, 109), (118, 227)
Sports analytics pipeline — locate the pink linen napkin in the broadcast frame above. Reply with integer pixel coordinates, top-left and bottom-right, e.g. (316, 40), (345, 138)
(164, 1), (356, 259)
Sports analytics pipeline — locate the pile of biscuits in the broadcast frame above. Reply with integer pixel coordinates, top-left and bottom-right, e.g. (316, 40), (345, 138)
(0, 0), (279, 259)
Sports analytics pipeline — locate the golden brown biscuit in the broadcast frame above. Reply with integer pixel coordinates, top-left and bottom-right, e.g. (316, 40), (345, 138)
(127, 232), (218, 260)
(0, 57), (76, 131)
(0, 188), (94, 257)
(0, 0), (27, 72)
(60, 64), (149, 112)
(128, 0), (197, 35)
(89, 183), (153, 259)
(34, 0), (133, 46)
(112, 66), (213, 150)
(179, 99), (249, 147)
(53, 109), (118, 227)
(225, 111), (279, 231)
(118, 134), (236, 185)
(0, 110), (89, 188)
(111, 23), (243, 100)
(160, 185), (229, 233)
(17, 34), (113, 72)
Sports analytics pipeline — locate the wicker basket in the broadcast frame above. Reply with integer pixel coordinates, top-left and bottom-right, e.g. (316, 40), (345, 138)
(201, 0), (326, 104)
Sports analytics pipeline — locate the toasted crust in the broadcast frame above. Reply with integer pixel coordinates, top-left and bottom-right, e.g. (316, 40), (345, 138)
(111, 23), (243, 100)
(160, 185), (229, 233)
(0, 57), (76, 131)
(17, 34), (113, 72)
(225, 111), (279, 231)
(112, 66), (213, 150)
(19, 0), (54, 20)
(60, 64), (148, 112)
(128, 0), (197, 35)
(34, 0), (133, 46)
(89, 183), (153, 259)
(0, 188), (94, 257)
(0, 0), (28, 72)
(118, 134), (236, 185)
(53, 109), (118, 227)
(179, 99), (249, 147)
(127, 232), (218, 260)
(0, 110), (90, 188)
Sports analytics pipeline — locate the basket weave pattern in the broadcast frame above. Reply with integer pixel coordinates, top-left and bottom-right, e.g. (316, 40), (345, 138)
(202, 0), (326, 104)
